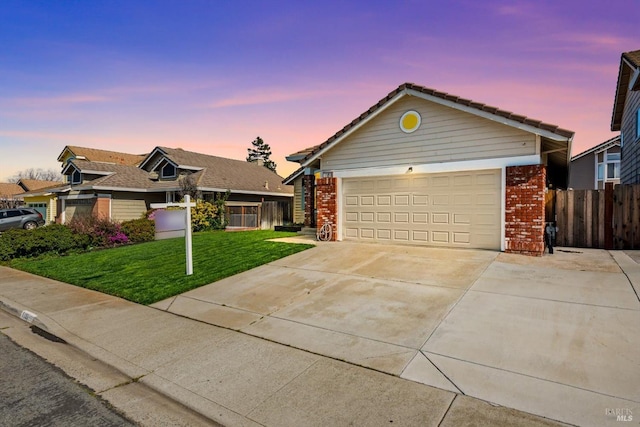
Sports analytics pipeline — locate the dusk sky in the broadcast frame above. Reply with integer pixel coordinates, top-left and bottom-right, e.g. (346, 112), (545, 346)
(1, 1), (638, 181)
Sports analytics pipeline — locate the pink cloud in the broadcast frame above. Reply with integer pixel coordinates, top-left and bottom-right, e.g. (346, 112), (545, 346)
(208, 87), (348, 108)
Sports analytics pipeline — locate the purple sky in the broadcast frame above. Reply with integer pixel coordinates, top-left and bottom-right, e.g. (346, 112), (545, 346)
(1, 0), (638, 180)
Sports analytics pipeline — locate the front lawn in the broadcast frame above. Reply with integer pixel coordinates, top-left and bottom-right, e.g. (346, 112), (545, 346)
(10, 230), (313, 305)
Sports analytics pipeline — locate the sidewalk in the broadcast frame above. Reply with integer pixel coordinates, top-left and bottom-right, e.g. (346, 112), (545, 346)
(0, 266), (567, 426)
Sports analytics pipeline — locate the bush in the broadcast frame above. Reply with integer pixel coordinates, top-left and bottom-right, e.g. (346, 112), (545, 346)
(191, 200), (219, 232)
(67, 215), (128, 247)
(121, 218), (155, 243)
(0, 224), (91, 261)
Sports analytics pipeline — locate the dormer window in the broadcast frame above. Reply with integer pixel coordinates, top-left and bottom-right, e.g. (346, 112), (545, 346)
(161, 162), (176, 178)
(71, 170), (82, 184)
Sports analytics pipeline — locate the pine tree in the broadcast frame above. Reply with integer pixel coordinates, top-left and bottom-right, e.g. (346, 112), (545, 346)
(246, 136), (277, 173)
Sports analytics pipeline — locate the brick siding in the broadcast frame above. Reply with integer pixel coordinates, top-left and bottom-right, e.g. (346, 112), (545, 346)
(92, 196), (111, 220)
(303, 174), (315, 227)
(505, 165), (546, 256)
(316, 177), (337, 241)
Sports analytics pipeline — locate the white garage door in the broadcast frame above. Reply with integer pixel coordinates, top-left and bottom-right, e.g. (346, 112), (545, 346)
(342, 169), (502, 250)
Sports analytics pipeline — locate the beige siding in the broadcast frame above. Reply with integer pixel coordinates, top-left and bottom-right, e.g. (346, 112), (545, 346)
(112, 198), (147, 222)
(323, 96), (536, 171)
(620, 90), (640, 184)
(292, 176), (304, 224)
(49, 198), (57, 222)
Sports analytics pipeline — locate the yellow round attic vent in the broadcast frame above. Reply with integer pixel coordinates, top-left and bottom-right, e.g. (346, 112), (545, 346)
(400, 110), (421, 133)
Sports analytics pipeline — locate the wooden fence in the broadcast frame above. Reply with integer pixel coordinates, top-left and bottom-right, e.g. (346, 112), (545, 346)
(260, 201), (292, 230)
(552, 183), (640, 249)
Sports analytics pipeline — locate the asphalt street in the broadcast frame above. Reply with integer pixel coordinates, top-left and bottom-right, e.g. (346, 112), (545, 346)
(0, 332), (135, 427)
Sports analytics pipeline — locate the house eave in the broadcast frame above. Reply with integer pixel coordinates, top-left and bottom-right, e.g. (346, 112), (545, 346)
(409, 90), (573, 143)
(302, 90), (407, 167)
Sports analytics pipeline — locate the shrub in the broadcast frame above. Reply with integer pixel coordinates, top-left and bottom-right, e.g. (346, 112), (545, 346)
(121, 218), (155, 243)
(67, 215), (127, 247)
(191, 200), (219, 232)
(0, 224), (91, 261)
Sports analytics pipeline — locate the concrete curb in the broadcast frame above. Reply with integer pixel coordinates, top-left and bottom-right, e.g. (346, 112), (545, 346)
(0, 295), (249, 426)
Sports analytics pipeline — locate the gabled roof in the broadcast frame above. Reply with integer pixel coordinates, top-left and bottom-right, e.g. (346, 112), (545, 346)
(283, 167), (304, 185)
(571, 135), (620, 161)
(57, 145), (148, 166)
(142, 147), (292, 195)
(296, 82), (574, 167)
(285, 145), (320, 162)
(612, 49), (640, 131)
(17, 179), (64, 192)
(64, 147), (293, 196)
(0, 182), (24, 197)
(63, 160), (162, 191)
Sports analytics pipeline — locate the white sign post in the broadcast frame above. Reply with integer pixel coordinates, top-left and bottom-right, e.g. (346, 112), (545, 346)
(151, 195), (196, 276)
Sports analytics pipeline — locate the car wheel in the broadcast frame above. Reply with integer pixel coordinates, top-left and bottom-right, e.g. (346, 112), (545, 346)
(23, 221), (37, 230)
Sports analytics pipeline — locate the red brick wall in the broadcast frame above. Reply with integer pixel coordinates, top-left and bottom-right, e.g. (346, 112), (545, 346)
(92, 197), (111, 220)
(316, 177), (337, 241)
(303, 174), (315, 227)
(505, 165), (546, 256)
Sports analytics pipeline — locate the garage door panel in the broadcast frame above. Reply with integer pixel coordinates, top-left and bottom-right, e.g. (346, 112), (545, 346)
(432, 231), (449, 243)
(377, 195), (392, 205)
(453, 213), (471, 224)
(377, 229), (392, 240)
(343, 169), (501, 250)
(413, 212), (429, 223)
(361, 228), (375, 239)
(453, 232), (471, 244)
(394, 230), (410, 241)
(377, 212), (392, 222)
(476, 193), (498, 205)
(413, 194), (428, 205)
(361, 212), (375, 222)
(392, 178), (411, 190)
(394, 195), (410, 206)
(476, 172), (500, 185)
(345, 228), (359, 238)
(412, 231), (429, 241)
(361, 196), (375, 205)
(394, 212), (410, 223)
(432, 176), (450, 187)
(432, 194), (449, 206)
(453, 175), (472, 186)
(346, 196), (359, 206)
(432, 213), (449, 224)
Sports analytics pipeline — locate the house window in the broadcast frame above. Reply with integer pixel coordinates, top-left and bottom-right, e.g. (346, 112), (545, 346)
(161, 163), (176, 178)
(607, 153), (620, 178)
(71, 170), (82, 184)
(301, 183), (305, 210)
(636, 108), (640, 138)
(597, 151), (620, 186)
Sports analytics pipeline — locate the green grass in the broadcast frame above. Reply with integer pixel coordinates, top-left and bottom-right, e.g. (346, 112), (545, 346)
(10, 230), (313, 305)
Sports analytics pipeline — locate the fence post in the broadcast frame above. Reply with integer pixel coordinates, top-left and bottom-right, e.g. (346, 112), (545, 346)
(605, 182), (614, 250)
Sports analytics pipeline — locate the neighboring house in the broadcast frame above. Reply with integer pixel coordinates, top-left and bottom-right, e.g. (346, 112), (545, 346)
(0, 179), (62, 216)
(0, 182), (25, 208)
(612, 49), (640, 184)
(54, 146), (293, 227)
(18, 179), (65, 223)
(569, 136), (620, 189)
(284, 82), (574, 255)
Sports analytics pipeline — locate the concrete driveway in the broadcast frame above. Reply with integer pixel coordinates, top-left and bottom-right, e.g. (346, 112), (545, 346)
(153, 241), (640, 427)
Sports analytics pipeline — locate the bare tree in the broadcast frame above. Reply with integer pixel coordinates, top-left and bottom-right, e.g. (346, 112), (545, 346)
(178, 174), (200, 200)
(0, 195), (23, 209)
(9, 168), (62, 183)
